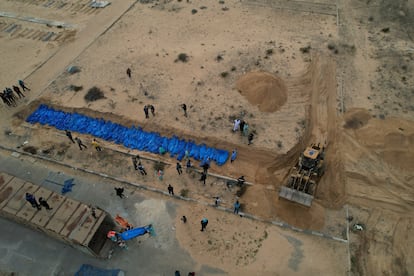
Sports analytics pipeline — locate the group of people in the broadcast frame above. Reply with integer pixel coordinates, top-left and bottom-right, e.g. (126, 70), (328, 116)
(25, 192), (52, 211)
(233, 118), (255, 145)
(143, 104), (155, 118)
(1, 80), (30, 107)
(65, 130), (102, 151)
(132, 155), (147, 175)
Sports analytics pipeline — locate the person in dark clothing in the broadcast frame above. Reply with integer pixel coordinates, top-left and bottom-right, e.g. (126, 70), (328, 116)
(115, 187), (125, 198)
(239, 120), (245, 133)
(168, 184), (174, 195)
(91, 207), (97, 219)
(25, 193), (41, 210)
(132, 156), (138, 170)
(126, 68), (131, 78)
(181, 215), (187, 223)
(186, 159), (192, 173)
(149, 105), (155, 116)
(202, 163), (209, 174)
(12, 86), (24, 98)
(4, 88), (16, 106)
(237, 176), (245, 186)
(65, 130), (75, 143)
(0, 92), (11, 106)
(75, 137), (87, 150)
(214, 197), (221, 207)
(39, 197), (52, 210)
(138, 162), (147, 175)
(144, 105), (149, 119)
(248, 133), (254, 145)
(200, 218), (208, 231)
(18, 80), (30, 91)
(176, 162), (183, 175)
(199, 172), (207, 185)
(181, 103), (187, 117)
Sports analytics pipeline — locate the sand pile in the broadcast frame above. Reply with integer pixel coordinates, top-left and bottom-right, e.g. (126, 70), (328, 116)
(236, 71), (287, 112)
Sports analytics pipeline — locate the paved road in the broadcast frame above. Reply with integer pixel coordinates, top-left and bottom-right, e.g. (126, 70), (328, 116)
(0, 151), (223, 275)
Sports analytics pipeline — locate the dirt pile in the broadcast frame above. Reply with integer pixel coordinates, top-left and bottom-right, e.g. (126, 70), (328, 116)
(236, 71), (288, 112)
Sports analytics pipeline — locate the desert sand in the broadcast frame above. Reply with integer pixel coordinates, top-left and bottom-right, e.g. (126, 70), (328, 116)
(0, 0), (413, 275)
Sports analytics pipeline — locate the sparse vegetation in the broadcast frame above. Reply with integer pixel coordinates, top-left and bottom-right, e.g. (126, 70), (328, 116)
(300, 45), (311, 53)
(381, 27), (390, 33)
(176, 53), (189, 63)
(84, 86), (105, 102)
(220, 71), (229, 78)
(68, 85), (83, 92)
(23, 146), (37, 154)
(191, 9), (198, 14)
(180, 189), (189, 197)
(266, 49), (273, 55)
(277, 141), (283, 149)
(153, 162), (165, 171)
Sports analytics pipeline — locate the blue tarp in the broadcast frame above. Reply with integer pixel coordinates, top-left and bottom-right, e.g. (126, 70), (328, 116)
(75, 264), (121, 276)
(26, 105), (229, 165)
(120, 225), (153, 241)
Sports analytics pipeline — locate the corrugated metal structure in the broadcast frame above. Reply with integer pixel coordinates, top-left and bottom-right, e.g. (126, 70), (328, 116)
(0, 173), (115, 258)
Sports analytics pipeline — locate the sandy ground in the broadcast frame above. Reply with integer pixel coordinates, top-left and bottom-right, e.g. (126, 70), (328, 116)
(0, 0), (413, 275)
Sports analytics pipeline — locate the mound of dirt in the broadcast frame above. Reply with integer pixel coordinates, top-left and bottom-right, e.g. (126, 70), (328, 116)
(343, 108), (372, 129)
(236, 71), (287, 112)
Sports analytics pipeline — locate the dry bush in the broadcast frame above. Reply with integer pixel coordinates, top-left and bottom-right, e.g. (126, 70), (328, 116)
(23, 146), (37, 154)
(176, 53), (189, 63)
(85, 87), (105, 102)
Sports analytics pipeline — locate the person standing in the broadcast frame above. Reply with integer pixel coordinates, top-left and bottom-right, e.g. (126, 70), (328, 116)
(157, 169), (164, 180)
(39, 197), (53, 210)
(12, 85), (25, 98)
(149, 105), (155, 116)
(181, 103), (187, 117)
(91, 138), (102, 151)
(243, 123), (249, 136)
(18, 80), (30, 91)
(234, 200), (241, 214)
(248, 133), (254, 145)
(1, 91), (11, 106)
(132, 156), (138, 170)
(239, 120), (245, 134)
(230, 149), (237, 163)
(126, 68), (131, 79)
(75, 137), (87, 150)
(186, 159), (192, 173)
(168, 184), (174, 195)
(200, 217), (208, 231)
(176, 162), (183, 175)
(138, 162), (147, 175)
(144, 105), (149, 119)
(233, 119), (240, 132)
(214, 197), (221, 207)
(65, 130), (75, 143)
(25, 193), (41, 210)
(237, 176), (245, 186)
(199, 172), (207, 185)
